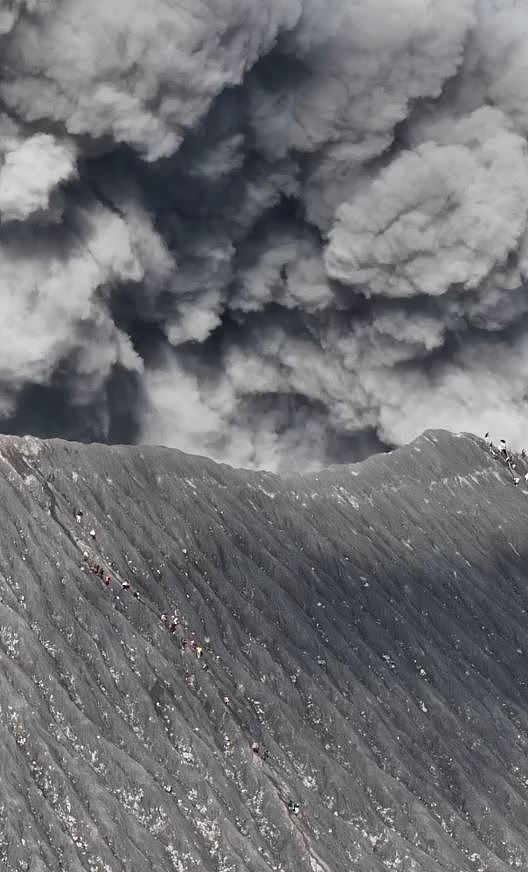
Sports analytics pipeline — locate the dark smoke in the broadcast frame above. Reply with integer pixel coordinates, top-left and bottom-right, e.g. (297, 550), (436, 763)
(0, 0), (527, 470)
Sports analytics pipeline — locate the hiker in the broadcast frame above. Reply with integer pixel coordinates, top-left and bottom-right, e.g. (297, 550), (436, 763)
(485, 432), (491, 448)
(523, 449), (526, 459)
(287, 800), (300, 816)
(223, 695), (230, 706)
(252, 742), (269, 760)
(514, 477), (520, 486)
(133, 591), (141, 600)
(195, 645), (203, 659)
(160, 613), (168, 624)
(524, 472), (528, 482)
(89, 528), (96, 540)
(104, 575), (111, 586)
(75, 510), (83, 524)
(499, 439), (507, 458)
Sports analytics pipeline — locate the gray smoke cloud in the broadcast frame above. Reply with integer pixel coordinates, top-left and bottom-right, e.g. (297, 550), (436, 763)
(0, 0), (527, 470)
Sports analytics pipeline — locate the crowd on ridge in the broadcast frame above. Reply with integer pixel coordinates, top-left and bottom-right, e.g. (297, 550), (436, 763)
(484, 433), (528, 487)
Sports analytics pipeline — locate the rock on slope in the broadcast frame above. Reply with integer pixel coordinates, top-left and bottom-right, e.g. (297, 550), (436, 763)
(0, 430), (526, 871)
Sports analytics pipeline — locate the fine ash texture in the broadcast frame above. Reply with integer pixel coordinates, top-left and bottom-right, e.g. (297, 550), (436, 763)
(0, 429), (527, 870)
(2, 2), (528, 469)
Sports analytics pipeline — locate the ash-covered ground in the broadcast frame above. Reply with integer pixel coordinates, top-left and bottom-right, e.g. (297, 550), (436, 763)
(0, 430), (527, 871)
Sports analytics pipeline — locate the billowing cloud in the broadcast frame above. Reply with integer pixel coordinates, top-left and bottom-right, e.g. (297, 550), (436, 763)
(326, 108), (528, 297)
(1, 0), (528, 469)
(1, 0), (303, 159)
(0, 132), (76, 220)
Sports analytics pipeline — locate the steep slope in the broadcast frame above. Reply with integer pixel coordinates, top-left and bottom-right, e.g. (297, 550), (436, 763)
(0, 430), (526, 871)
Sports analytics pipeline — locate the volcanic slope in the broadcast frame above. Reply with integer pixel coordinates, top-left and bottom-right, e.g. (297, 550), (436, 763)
(0, 431), (527, 871)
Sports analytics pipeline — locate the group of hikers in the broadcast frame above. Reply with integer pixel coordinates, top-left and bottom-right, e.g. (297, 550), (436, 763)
(74, 507), (301, 819)
(484, 433), (528, 486)
(78, 514), (208, 661)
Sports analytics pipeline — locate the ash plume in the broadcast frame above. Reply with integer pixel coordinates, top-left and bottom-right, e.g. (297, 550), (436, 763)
(0, 0), (527, 470)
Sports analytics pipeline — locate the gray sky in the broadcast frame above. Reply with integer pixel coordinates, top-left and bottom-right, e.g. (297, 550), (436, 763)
(0, 0), (527, 469)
